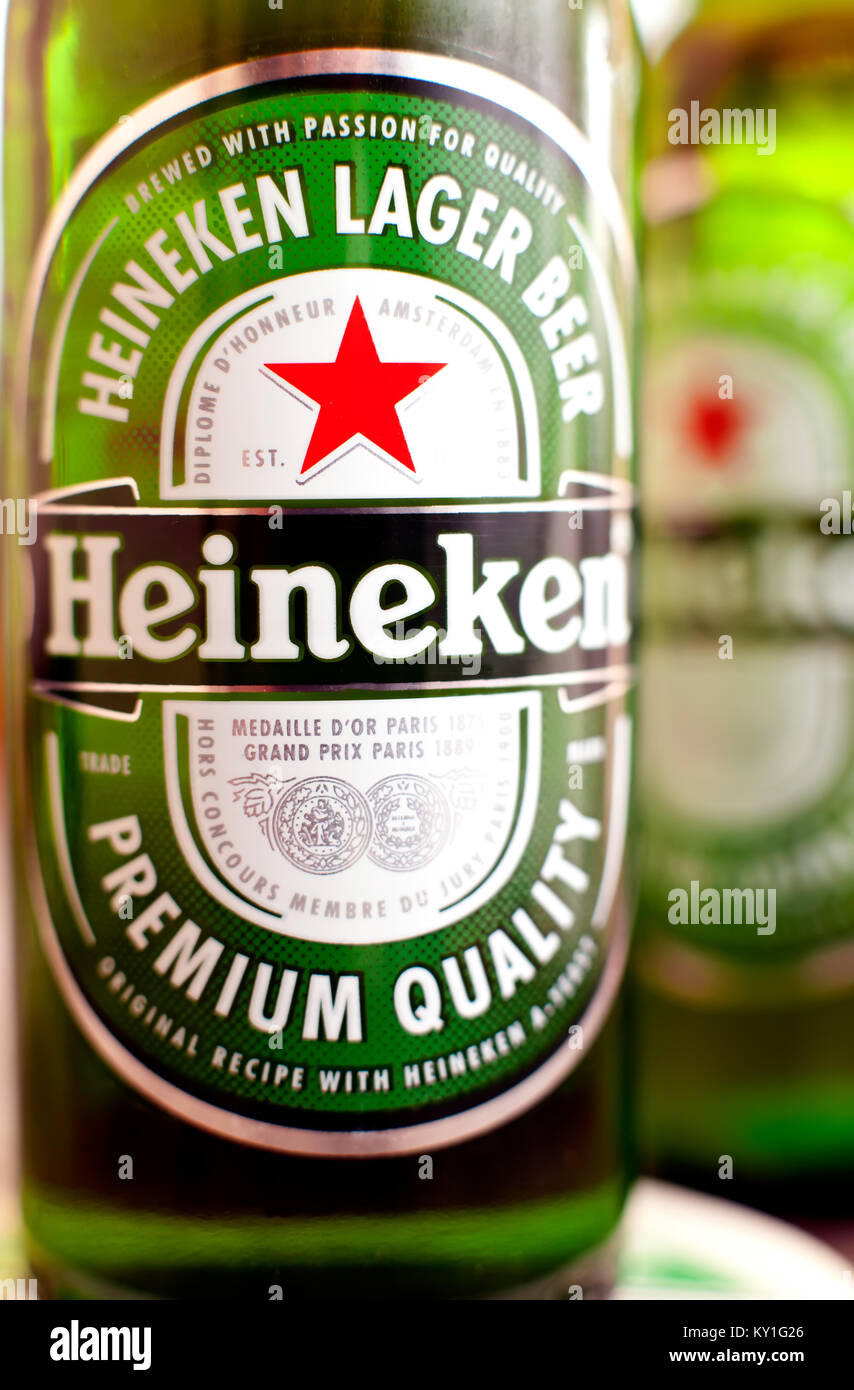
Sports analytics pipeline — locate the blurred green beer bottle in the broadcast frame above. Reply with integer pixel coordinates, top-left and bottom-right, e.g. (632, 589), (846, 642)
(636, 0), (854, 1213)
(3, 2), (639, 1297)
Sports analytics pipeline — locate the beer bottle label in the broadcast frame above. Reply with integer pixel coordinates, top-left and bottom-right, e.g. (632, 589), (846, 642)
(20, 53), (635, 1155)
(642, 640), (854, 961)
(644, 197), (854, 532)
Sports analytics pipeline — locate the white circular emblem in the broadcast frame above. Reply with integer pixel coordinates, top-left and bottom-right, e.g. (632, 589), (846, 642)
(367, 775), (451, 871)
(272, 778), (372, 874)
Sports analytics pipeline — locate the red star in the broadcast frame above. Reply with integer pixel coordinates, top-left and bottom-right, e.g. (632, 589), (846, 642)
(685, 393), (750, 468)
(264, 298), (447, 477)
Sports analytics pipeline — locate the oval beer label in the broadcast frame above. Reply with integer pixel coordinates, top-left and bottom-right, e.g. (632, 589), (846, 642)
(19, 51), (635, 1155)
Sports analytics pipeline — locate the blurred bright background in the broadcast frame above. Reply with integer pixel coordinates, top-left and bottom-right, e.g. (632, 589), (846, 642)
(0, 0), (17, 1261)
(631, 0), (854, 1273)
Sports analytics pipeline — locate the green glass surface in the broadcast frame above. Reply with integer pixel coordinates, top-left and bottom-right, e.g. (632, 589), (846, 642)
(4, 1), (639, 1299)
(635, 3), (854, 1210)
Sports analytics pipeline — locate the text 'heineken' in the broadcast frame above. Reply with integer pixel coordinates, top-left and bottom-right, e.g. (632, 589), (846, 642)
(4, 1), (638, 1298)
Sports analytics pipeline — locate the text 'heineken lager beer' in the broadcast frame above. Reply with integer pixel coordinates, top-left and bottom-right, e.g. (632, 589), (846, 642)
(3, 3), (639, 1298)
(636, 0), (854, 1215)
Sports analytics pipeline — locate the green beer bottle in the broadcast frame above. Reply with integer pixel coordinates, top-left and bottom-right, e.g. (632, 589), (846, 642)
(4, 2), (639, 1298)
(636, 0), (854, 1213)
